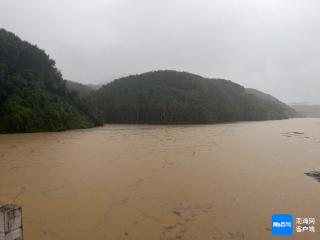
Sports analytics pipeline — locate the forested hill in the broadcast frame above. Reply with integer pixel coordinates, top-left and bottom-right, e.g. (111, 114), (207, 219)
(90, 70), (298, 124)
(0, 29), (103, 133)
(245, 88), (297, 118)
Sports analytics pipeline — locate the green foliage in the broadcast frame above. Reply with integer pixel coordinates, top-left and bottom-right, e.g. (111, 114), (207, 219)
(0, 29), (103, 133)
(90, 70), (297, 124)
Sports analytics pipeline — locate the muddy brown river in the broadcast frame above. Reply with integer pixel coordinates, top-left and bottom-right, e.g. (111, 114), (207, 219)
(1, 118), (320, 239)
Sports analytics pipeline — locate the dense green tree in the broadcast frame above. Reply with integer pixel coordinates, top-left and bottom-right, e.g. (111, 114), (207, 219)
(90, 70), (297, 124)
(0, 29), (103, 133)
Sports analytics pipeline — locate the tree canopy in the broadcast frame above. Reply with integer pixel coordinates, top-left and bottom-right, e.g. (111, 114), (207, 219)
(90, 70), (297, 124)
(0, 29), (103, 133)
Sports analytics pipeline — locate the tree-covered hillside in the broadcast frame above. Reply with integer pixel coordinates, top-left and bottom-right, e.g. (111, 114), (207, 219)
(90, 70), (297, 123)
(245, 88), (297, 118)
(0, 29), (103, 133)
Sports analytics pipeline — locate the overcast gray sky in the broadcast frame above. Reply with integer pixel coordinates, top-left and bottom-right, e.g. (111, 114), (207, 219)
(0, 0), (319, 103)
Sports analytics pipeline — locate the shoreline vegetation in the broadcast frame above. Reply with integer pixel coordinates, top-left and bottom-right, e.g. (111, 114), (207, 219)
(0, 29), (298, 133)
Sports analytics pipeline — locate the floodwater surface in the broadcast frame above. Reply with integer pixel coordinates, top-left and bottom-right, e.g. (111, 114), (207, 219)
(1, 118), (320, 239)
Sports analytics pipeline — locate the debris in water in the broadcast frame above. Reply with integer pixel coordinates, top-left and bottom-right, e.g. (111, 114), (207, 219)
(304, 171), (320, 182)
(282, 131), (306, 138)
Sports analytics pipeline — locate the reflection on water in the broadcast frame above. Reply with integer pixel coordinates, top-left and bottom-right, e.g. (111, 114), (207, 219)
(1, 119), (320, 239)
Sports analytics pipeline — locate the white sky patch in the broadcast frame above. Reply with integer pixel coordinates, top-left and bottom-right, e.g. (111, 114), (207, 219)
(1, 0), (320, 103)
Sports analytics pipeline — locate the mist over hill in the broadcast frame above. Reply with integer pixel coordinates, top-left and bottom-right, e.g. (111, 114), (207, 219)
(90, 70), (298, 124)
(66, 80), (94, 98)
(0, 29), (103, 133)
(291, 104), (320, 118)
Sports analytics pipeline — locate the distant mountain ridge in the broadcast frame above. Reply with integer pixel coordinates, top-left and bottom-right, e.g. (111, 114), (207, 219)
(89, 70), (298, 124)
(65, 80), (94, 98)
(291, 104), (320, 117)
